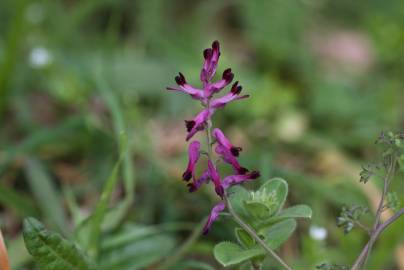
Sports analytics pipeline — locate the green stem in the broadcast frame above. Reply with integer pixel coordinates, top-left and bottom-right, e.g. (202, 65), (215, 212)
(224, 194), (293, 270)
(204, 108), (292, 270)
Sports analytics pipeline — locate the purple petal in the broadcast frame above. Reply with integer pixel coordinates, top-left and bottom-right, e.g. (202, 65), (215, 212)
(167, 73), (204, 100)
(185, 109), (215, 141)
(200, 40), (221, 83)
(222, 171), (260, 189)
(182, 141), (201, 181)
(207, 160), (224, 198)
(213, 128), (242, 157)
(210, 81), (249, 109)
(205, 68), (234, 96)
(215, 145), (248, 175)
(203, 201), (226, 235)
(188, 169), (210, 192)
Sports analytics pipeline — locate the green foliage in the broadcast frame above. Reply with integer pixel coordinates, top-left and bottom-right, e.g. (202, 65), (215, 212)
(215, 178), (311, 267)
(259, 219), (297, 249)
(336, 205), (368, 234)
(213, 241), (264, 267)
(22, 217), (95, 270)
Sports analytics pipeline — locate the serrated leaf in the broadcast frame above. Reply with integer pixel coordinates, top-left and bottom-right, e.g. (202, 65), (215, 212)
(259, 219), (296, 249)
(235, 228), (255, 248)
(244, 201), (271, 219)
(258, 178), (288, 214)
(23, 217), (95, 270)
(213, 242), (264, 267)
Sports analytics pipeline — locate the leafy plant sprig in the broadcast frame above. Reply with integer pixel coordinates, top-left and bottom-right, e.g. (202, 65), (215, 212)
(166, 40), (312, 269)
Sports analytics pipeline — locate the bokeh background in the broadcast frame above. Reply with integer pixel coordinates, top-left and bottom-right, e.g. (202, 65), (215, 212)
(1, 0), (403, 269)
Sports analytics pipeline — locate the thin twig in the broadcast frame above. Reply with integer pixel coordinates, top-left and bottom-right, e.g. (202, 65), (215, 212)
(350, 157), (397, 270)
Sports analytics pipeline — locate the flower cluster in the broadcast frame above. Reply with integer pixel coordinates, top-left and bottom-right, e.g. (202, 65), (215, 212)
(167, 41), (260, 234)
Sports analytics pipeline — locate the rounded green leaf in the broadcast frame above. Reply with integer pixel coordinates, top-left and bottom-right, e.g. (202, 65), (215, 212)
(259, 219), (297, 249)
(262, 205), (312, 226)
(258, 178), (288, 214)
(213, 241), (264, 267)
(243, 201), (272, 219)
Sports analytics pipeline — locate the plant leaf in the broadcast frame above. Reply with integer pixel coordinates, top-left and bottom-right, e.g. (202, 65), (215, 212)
(228, 185), (250, 219)
(243, 201), (271, 219)
(235, 228), (255, 248)
(258, 178), (288, 214)
(263, 205), (312, 225)
(24, 158), (68, 233)
(213, 241), (264, 267)
(23, 217), (95, 270)
(259, 219), (297, 249)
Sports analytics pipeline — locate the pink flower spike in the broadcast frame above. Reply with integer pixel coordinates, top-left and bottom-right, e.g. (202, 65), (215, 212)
(215, 145), (248, 175)
(210, 81), (249, 109)
(213, 128), (242, 157)
(185, 108), (215, 141)
(208, 160), (224, 198)
(188, 169), (210, 192)
(200, 40), (221, 83)
(166, 72), (204, 101)
(222, 171), (260, 189)
(182, 141), (201, 181)
(203, 201), (226, 235)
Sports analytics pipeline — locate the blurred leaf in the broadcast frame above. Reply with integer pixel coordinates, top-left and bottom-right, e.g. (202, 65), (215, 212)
(23, 217), (95, 270)
(213, 241), (264, 267)
(235, 228), (255, 249)
(259, 219), (297, 250)
(85, 156), (122, 257)
(0, 183), (38, 217)
(7, 234), (31, 269)
(99, 233), (175, 270)
(24, 158), (68, 233)
(175, 260), (215, 270)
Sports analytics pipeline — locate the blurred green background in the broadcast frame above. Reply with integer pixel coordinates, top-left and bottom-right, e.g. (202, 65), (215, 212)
(1, 0), (403, 269)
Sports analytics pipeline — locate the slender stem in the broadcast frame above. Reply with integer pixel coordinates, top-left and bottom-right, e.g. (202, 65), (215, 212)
(204, 102), (292, 270)
(157, 217), (208, 270)
(224, 194), (293, 270)
(350, 208), (404, 270)
(351, 157), (397, 270)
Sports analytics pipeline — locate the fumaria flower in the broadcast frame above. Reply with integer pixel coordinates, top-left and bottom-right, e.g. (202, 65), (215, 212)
(167, 40), (260, 234)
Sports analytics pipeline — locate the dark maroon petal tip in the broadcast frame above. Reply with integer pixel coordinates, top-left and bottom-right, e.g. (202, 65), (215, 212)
(175, 72), (186, 86)
(187, 183), (196, 192)
(212, 40), (220, 50)
(238, 167), (249, 175)
(231, 81), (242, 94)
(182, 171), (192, 181)
(222, 68), (234, 82)
(215, 185), (224, 199)
(203, 48), (212, 59)
(230, 146), (242, 157)
(185, 120), (196, 132)
(250, 171), (260, 179)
